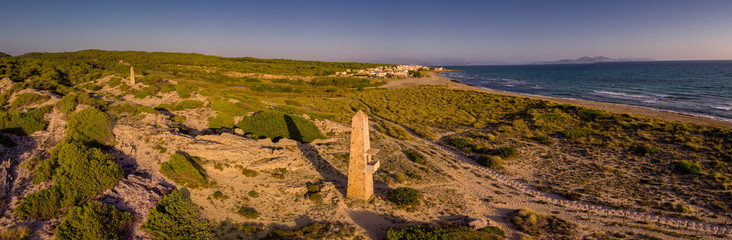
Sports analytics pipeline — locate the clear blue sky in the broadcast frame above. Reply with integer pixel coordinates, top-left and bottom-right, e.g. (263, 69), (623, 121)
(2, 0), (731, 63)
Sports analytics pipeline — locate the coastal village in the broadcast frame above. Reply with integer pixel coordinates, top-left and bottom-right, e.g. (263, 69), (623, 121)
(335, 65), (445, 78)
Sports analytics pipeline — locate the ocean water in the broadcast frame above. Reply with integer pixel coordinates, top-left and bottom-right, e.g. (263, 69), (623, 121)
(438, 61), (732, 123)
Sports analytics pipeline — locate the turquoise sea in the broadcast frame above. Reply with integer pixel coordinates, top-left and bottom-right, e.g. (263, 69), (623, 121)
(439, 61), (732, 123)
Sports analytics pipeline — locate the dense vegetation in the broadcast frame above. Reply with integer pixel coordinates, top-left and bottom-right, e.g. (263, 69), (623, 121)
(361, 85), (732, 214)
(142, 190), (213, 240)
(16, 140), (124, 220)
(160, 153), (208, 188)
(55, 201), (132, 240)
(389, 187), (421, 207)
(386, 224), (505, 240)
(0, 105), (52, 136)
(236, 111), (325, 142)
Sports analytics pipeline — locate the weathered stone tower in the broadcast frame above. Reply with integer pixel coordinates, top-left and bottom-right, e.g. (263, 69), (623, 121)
(130, 66), (135, 84)
(347, 111), (380, 200)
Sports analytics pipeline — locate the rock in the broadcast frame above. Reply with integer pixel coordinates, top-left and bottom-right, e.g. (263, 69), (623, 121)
(234, 128), (244, 135)
(468, 217), (490, 229)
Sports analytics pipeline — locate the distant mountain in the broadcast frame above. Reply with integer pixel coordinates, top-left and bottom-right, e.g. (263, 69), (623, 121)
(535, 56), (654, 64)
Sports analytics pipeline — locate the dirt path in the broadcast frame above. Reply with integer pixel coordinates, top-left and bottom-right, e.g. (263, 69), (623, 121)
(357, 98), (731, 238)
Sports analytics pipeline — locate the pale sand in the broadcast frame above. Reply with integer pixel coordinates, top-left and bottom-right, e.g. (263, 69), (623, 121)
(382, 72), (732, 129)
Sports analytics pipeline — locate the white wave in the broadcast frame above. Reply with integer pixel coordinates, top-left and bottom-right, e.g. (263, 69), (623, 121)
(710, 105), (732, 111)
(592, 90), (653, 100)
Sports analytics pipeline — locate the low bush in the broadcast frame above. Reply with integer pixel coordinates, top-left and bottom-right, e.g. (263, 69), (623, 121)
(237, 207), (260, 219)
(16, 141), (123, 220)
(306, 184), (320, 193)
(561, 127), (595, 139)
(112, 103), (159, 116)
(386, 224), (505, 240)
(107, 77), (122, 88)
(55, 201), (132, 240)
(389, 187), (421, 207)
(66, 107), (114, 145)
(142, 190), (213, 239)
(674, 160), (702, 174)
(156, 100), (204, 111)
(0, 225), (32, 240)
(477, 155), (503, 169)
(449, 137), (472, 148)
(404, 149), (426, 164)
(10, 92), (49, 108)
(577, 108), (611, 121)
(240, 168), (259, 177)
(248, 190), (259, 198)
(237, 111), (325, 142)
(0, 106), (52, 136)
(496, 146), (519, 159)
(160, 153), (208, 188)
(634, 144), (660, 156)
(510, 208), (576, 237)
(133, 86), (159, 99)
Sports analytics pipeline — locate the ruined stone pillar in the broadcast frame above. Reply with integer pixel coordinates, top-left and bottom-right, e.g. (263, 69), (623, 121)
(347, 110), (379, 201)
(130, 66), (135, 84)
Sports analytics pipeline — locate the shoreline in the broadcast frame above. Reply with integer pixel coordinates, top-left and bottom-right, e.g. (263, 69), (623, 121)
(382, 72), (732, 129)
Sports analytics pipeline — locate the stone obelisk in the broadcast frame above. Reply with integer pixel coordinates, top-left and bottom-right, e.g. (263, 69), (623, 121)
(130, 66), (135, 84)
(347, 111), (379, 201)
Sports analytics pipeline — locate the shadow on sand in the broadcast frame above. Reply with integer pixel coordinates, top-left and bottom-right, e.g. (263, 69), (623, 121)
(284, 115), (349, 196)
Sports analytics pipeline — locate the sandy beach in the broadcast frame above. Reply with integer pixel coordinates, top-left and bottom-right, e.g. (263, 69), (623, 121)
(383, 72), (732, 129)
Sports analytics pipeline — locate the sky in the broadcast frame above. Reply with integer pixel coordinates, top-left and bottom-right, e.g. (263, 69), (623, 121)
(1, 0), (732, 64)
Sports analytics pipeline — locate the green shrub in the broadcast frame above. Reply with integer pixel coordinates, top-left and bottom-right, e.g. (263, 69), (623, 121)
(449, 137), (472, 148)
(634, 144), (660, 156)
(55, 201), (132, 240)
(66, 107), (113, 145)
(14, 186), (62, 220)
(113, 103), (159, 116)
(378, 121), (412, 140)
(175, 85), (197, 98)
(477, 155), (503, 169)
(236, 111), (325, 142)
(16, 141), (123, 220)
(577, 108), (611, 121)
(55, 93), (78, 114)
(510, 208), (576, 237)
(80, 82), (102, 91)
(107, 77), (122, 88)
(389, 187), (421, 207)
(248, 190), (259, 198)
(240, 168), (258, 177)
(156, 100), (204, 111)
(10, 92), (49, 108)
(212, 191), (227, 200)
(496, 146), (519, 159)
(0, 106), (52, 135)
(675, 160), (702, 174)
(142, 190), (213, 240)
(404, 149), (426, 164)
(479, 226), (505, 237)
(133, 86), (159, 99)
(237, 207), (259, 219)
(306, 184), (320, 193)
(160, 153), (208, 188)
(561, 127), (595, 139)
(386, 224), (504, 240)
(532, 133), (554, 145)
(0, 225), (32, 240)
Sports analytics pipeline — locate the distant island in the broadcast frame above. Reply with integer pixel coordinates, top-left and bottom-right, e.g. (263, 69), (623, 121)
(534, 56), (655, 64)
